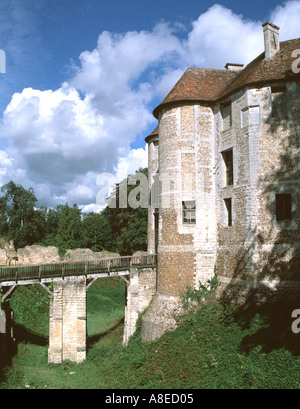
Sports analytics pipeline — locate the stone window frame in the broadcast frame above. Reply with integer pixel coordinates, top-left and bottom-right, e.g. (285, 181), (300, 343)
(222, 196), (234, 228)
(182, 200), (196, 225)
(221, 148), (234, 187)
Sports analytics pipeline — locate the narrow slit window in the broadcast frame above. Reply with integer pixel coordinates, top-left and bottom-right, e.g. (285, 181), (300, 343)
(182, 201), (196, 224)
(276, 194), (292, 221)
(224, 198), (233, 227)
(222, 149), (234, 186)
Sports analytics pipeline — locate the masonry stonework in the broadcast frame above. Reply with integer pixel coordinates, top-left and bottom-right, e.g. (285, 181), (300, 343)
(48, 277), (87, 364)
(47, 265), (156, 363)
(123, 268), (156, 345)
(142, 23), (300, 341)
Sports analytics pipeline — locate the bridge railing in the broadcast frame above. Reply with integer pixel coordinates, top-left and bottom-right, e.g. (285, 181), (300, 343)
(0, 254), (157, 283)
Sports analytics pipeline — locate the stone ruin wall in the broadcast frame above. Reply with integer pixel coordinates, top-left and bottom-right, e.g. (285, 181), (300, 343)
(0, 241), (120, 266)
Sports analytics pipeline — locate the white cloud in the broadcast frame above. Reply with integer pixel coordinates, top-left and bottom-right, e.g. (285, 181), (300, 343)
(115, 146), (148, 184)
(153, 68), (186, 99)
(270, 1), (300, 41)
(0, 2), (299, 211)
(0, 150), (14, 178)
(185, 4), (263, 68)
(72, 24), (183, 96)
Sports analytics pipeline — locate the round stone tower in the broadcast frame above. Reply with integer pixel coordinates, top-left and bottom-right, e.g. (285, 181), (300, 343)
(142, 68), (220, 341)
(145, 127), (159, 255)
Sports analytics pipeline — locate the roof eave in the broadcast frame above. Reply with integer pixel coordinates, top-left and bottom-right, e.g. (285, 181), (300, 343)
(153, 98), (215, 119)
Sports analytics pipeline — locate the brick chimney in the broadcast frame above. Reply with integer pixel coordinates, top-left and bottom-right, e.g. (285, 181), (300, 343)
(262, 22), (280, 60)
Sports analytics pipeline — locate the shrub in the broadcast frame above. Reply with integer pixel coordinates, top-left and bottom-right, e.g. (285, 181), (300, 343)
(179, 270), (218, 315)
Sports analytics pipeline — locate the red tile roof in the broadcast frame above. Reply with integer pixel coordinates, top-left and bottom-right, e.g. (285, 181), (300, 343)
(153, 68), (237, 118)
(145, 126), (159, 143)
(152, 38), (300, 119)
(220, 38), (300, 99)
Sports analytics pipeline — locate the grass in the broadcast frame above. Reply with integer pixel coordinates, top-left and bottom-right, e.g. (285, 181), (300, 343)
(0, 276), (300, 389)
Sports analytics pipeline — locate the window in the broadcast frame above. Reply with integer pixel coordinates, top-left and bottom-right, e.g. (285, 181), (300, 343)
(271, 85), (287, 119)
(221, 101), (232, 130)
(276, 194), (292, 221)
(222, 149), (234, 186)
(182, 201), (196, 224)
(224, 198), (233, 227)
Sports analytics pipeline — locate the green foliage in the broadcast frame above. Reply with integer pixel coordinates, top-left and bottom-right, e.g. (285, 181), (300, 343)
(81, 211), (115, 252)
(1, 270), (300, 389)
(9, 285), (50, 338)
(58, 247), (67, 259)
(104, 168), (148, 255)
(55, 203), (83, 252)
(0, 181), (45, 249)
(180, 270), (219, 315)
(115, 207), (147, 255)
(221, 303), (237, 326)
(0, 169), (148, 255)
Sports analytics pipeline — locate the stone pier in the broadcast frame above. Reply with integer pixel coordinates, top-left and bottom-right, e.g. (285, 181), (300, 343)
(48, 277), (86, 364)
(48, 267), (156, 363)
(123, 268), (156, 346)
(0, 302), (15, 364)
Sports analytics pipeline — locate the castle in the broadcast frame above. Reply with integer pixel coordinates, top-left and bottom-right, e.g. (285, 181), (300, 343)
(141, 23), (300, 341)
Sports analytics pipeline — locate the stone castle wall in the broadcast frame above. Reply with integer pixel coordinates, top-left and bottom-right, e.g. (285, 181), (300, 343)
(215, 82), (300, 302)
(142, 79), (300, 341)
(147, 133), (159, 255)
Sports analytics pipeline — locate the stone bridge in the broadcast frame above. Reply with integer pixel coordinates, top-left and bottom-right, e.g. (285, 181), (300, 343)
(0, 254), (157, 363)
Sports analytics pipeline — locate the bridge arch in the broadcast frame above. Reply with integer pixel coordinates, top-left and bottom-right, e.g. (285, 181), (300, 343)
(0, 255), (156, 363)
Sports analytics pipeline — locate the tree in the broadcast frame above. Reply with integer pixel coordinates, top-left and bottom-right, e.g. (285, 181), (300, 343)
(0, 166), (149, 255)
(104, 168), (148, 255)
(0, 181), (44, 249)
(55, 203), (83, 253)
(116, 207), (148, 255)
(81, 211), (115, 252)
(41, 204), (65, 246)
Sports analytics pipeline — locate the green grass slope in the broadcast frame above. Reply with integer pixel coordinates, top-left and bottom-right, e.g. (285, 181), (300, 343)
(1, 277), (299, 389)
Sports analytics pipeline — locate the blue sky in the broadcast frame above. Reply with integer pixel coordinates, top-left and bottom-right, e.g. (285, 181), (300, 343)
(0, 0), (299, 211)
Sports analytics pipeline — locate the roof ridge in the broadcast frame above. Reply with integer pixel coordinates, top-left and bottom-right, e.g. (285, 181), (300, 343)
(187, 66), (237, 72)
(152, 37), (300, 118)
(218, 37), (300, 100)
